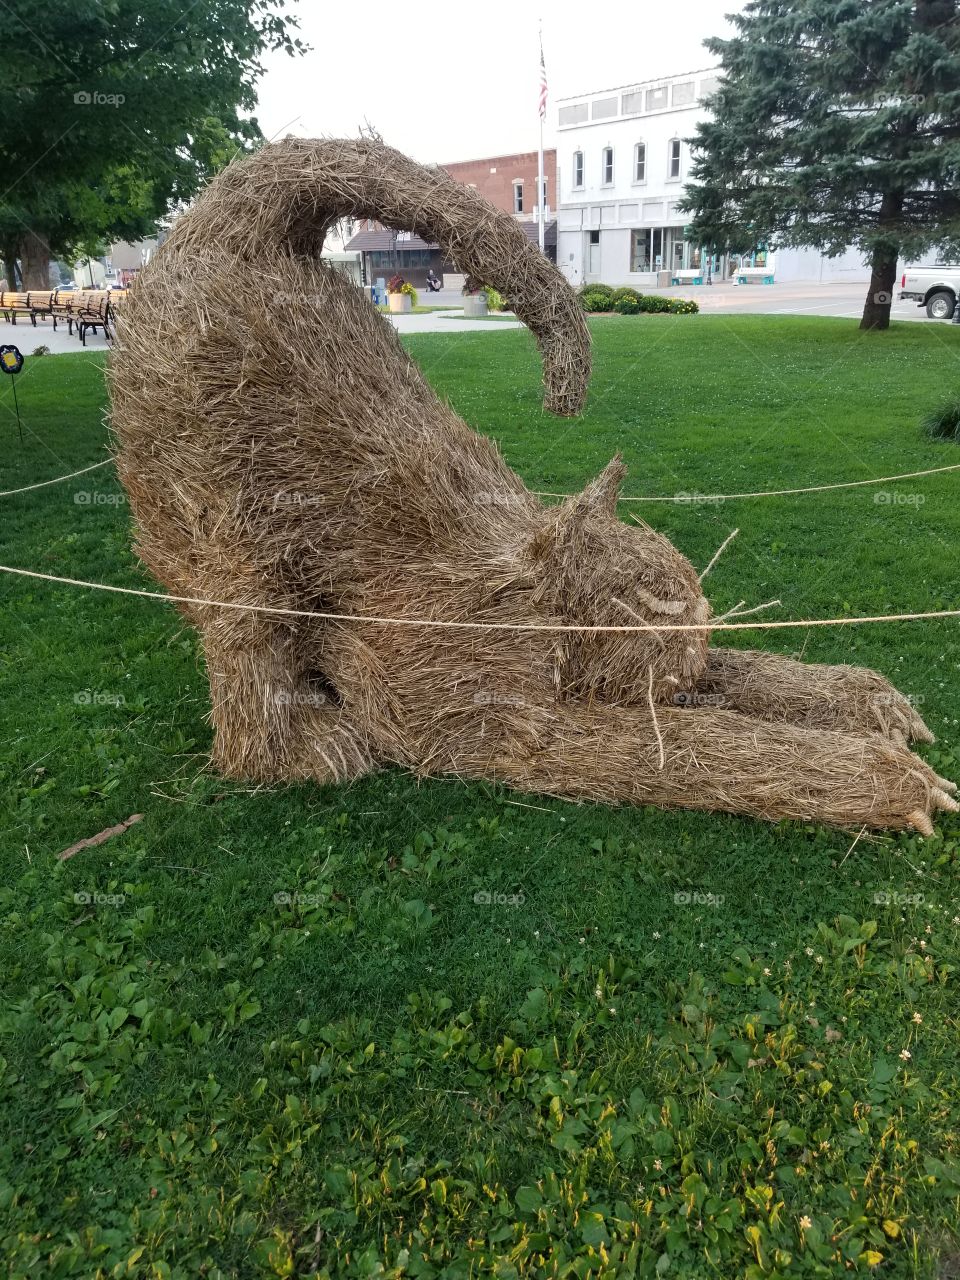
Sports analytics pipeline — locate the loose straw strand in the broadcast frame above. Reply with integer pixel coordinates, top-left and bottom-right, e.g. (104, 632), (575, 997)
(714, 598), (782, 623)
(699, 528), (739, 582)
(1, 562), (959, 634)
(647, 666), (665, 770)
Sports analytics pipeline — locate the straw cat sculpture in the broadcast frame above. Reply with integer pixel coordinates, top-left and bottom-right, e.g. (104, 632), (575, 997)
(110, 137), (956, 834)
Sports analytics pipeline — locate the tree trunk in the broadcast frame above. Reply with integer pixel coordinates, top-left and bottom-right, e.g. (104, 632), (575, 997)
(1, 243), (18, 290)
(19, 229), (51, 289)
(859, 243), (900, 331)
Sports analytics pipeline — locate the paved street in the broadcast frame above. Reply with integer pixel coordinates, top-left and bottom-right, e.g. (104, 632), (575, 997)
(394, 279), (940, 327)
(641, 278), (933, 322)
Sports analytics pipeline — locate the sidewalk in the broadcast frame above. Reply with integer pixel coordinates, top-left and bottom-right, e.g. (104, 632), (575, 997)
(0, 301), (521, 355)
(0, 316), (109, 354)
(390, 309), (521, 334)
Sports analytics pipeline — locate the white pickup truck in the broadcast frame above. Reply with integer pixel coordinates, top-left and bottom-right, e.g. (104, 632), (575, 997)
(899, 265), (960, 320)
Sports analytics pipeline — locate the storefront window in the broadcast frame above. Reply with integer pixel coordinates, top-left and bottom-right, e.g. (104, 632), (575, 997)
(630, 228), (664, 272)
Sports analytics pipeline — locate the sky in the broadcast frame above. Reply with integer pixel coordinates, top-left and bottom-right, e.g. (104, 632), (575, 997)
(254, 0), (745, 165)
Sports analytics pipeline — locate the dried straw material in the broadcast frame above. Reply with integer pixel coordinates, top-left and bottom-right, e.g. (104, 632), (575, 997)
(109, 136), (955, 835)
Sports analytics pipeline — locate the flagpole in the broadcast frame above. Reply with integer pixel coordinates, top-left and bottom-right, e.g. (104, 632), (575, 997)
(538, 115), (545, 253)
(538, 21), (545, 254)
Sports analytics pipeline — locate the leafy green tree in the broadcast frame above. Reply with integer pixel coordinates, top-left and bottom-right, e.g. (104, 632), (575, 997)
(0, 1), (305, 287)
(681, 0), (960, 329)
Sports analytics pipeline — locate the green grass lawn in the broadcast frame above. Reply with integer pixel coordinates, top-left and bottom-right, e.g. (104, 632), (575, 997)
(2, 316), (960, 1278)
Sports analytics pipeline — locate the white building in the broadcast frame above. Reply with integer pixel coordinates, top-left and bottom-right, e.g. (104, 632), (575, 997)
(555, 68), (868, 289)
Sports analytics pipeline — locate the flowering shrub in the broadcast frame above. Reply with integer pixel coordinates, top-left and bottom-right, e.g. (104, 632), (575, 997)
(579, 289), (614, 313)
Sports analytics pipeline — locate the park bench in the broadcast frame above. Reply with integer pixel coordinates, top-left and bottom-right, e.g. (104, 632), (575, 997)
(76, 291), (113, 345)
(671, 269), (704, 285)
(27, 290), (56, 323)
(0, 287), (125, 342)
(49, 290), (83, 334)
(736, 266), (775, 285)
(0, 292), (34, 324)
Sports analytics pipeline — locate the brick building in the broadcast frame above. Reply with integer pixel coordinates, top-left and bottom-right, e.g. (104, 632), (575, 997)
(441, 149), (557, 222)
(346, 149), (558, 287)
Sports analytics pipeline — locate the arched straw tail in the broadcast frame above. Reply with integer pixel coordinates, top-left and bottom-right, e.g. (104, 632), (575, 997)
(208, 137), (591, 416)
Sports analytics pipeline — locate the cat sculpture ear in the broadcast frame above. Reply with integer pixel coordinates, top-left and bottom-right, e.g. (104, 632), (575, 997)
(563, 453), (626, 523)
(527, 454), (626, 576)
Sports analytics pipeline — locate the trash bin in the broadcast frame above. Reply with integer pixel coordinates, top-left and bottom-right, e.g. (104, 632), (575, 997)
(657, 269), (672, 288)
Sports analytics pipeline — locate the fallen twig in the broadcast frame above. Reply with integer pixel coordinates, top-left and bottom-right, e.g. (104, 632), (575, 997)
(58, 813), (144, 861)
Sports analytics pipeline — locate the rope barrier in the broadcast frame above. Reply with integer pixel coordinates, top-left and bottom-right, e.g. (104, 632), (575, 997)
(2, 459), (957, 504)
(0, 458), (112, 497)
(1, 562), (958, 635)
(534, 461), (960, 503)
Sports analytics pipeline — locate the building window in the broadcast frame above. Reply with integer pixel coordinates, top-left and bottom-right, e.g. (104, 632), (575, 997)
(592, 96), (618, 119)
(559, 103), (588, 126)
(672, 80), (695, 106)
(573, 150), (584, 188)
(630, 227), (664, 272)
(513, 181), (524, 213)
(668, 139), (682, 179)
(633, 143), (646, 183)
(601, 146), (614, 185)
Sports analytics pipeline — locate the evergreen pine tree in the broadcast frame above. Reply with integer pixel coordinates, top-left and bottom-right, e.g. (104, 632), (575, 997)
(682, 0), (960, 329)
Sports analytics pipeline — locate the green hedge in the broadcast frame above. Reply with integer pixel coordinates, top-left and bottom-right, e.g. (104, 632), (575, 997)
(578, 283), (699, 316)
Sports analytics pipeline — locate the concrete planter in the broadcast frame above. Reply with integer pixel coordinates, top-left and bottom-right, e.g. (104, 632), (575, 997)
(463, 295), (488, 318)
(388, 293), (412, 314)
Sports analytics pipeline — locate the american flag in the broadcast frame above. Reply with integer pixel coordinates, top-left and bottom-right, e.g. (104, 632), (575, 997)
(538, 37), (547, 121)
